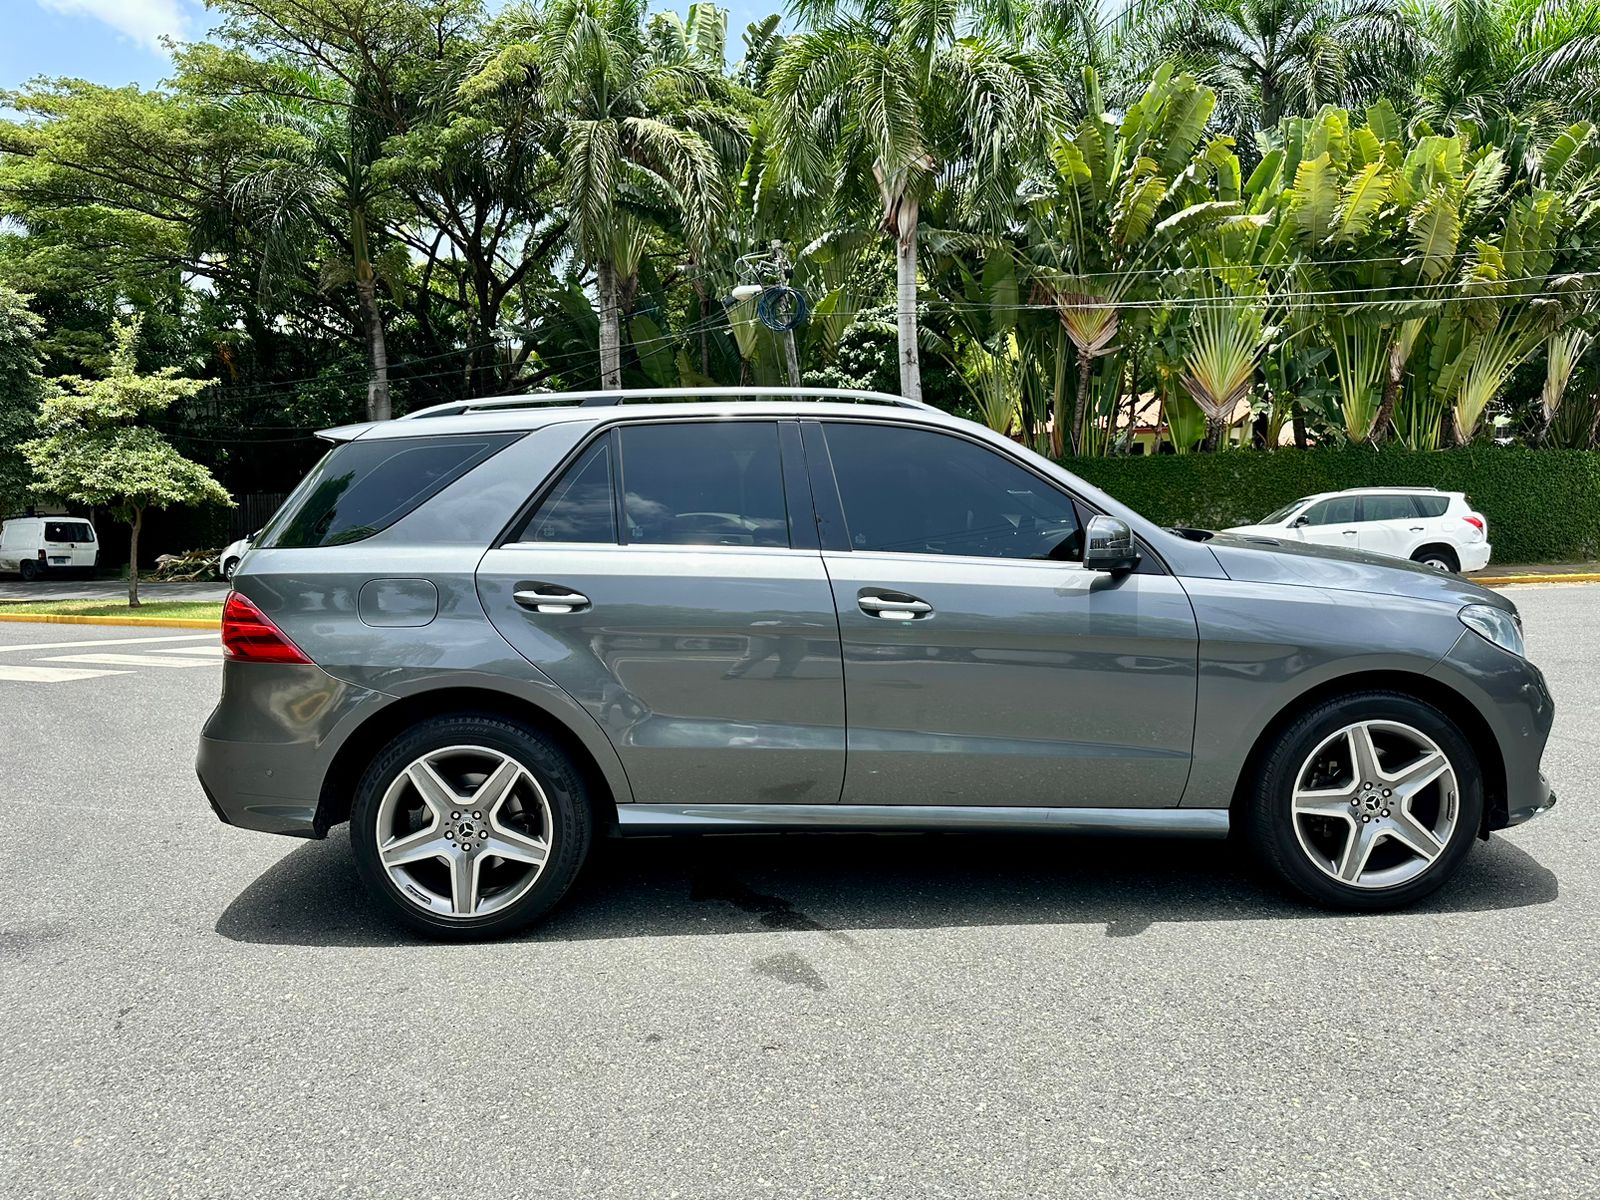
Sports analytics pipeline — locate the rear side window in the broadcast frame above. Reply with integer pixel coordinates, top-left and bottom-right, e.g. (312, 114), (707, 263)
(262, 433), (518, 549)
(513, 438), (617, 544)
(1412, 495), (1449, 518)
(618, 422), (789, 547)
(1360, 495), (1417, 522)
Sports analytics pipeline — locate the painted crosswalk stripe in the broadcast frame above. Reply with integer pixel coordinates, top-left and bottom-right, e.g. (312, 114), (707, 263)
(0, 664), (130, 682)
(39, 653), (220, 668)
(0, 633), (217, 655)
(162, 644), (224, 657)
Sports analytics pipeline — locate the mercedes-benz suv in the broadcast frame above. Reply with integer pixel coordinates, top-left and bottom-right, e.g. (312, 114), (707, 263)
(197, 388), (1555, 939)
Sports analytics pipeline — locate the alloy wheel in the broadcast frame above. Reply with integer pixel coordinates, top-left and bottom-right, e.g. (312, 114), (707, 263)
(374, 745), (553, 918)
(1290, 720), (1459, 890)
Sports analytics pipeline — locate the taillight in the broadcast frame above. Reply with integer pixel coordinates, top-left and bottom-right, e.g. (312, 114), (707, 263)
(221, 592), (312, 664)
(1463, 515), (1485, 533)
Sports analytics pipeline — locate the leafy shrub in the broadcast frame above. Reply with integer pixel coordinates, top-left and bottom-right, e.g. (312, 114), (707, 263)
(1062, 448), (1600, 565)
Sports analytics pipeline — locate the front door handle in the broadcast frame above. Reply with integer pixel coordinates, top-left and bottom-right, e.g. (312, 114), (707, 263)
(858, 590), (933, 620)
(1341, 529), (1357, 536)
(514, 584), (591, 614)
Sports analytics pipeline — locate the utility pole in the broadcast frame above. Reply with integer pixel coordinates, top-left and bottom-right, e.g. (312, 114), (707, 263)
(772, 240), (802, 388)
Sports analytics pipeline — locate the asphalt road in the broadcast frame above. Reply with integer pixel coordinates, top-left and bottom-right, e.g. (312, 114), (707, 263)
(0, 589), (1595, 1199)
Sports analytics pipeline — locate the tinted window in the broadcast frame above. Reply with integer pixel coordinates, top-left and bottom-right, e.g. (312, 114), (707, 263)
(823, 423), (1082, 560)
(263, 434), (517, 549)
(1361, 495), (1417, 522)
(619, 422), (788, 547)
(1262, 498), (1313, 524)
(1302, 497), (1358, 525)
(1413, 495), (1449, 518)
(514, 438), (616, 544)
(44, 522), (93, 542)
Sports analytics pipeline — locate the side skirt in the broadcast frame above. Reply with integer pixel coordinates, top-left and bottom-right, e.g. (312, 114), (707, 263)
(615, 804), (1230, 838)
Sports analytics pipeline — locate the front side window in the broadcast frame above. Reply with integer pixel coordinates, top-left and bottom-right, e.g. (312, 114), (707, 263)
(514, 438), (616, 544)
(1302, 497), (1358, 526)
(822, 422), (1082, 560)
(1262, 499), (1313, 524)
(263, 433), (518, 549)
(618, 422), (789, 547)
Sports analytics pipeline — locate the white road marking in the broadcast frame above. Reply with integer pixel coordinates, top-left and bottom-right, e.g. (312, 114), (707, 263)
(0, 633), (217, 654)
(40, 653), (220, 668)
(0, 664), (131, 682)
(162, 644), (224, 657)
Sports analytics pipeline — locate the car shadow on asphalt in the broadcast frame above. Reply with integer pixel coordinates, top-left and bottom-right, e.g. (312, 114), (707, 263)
(214, 828), (1559, 948)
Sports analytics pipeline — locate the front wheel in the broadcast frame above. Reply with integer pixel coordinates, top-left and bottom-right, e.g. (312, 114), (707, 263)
(221, 556), (240, 581)
(1244, 692), (1482, 911)
(350, 714), (593, 939)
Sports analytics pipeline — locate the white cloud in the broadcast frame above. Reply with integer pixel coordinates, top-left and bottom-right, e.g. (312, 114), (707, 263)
(37, 0), (191, 53)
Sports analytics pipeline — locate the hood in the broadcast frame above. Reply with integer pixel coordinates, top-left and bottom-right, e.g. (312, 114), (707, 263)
(1204, 532), (1514, 612)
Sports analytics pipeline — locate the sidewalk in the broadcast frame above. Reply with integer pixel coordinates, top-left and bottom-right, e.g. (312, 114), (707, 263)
(1471, 563), (1600, 585)
(0, 580), (229, 603)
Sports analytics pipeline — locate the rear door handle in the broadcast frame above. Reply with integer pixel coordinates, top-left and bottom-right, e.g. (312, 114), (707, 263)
(514, 584), (591, 614)
(858, 590), (933, 620)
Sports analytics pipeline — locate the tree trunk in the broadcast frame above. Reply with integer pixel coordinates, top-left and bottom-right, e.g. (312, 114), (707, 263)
(355, 275), (391, 422)
(597, 258), (623, 390)
(128, 506), (142, 608)
(1201, 417), (1225, 453)
(1292, 408), (1308, 450)
(351, 208), (390, 421)
(1371, 342), (1404, 446)
(1070, 349), (1093, 456)
(891, 195), (923, 404)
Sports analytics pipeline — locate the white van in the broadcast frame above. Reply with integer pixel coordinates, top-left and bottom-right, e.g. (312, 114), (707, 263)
(0, 516), (99, 580)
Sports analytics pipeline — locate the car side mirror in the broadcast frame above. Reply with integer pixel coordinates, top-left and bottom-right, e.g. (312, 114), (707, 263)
(1083, 515), (1139, 574)
(1290, 515), (1309, 528)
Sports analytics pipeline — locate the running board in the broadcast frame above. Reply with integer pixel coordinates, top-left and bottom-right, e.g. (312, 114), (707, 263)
(615, 804), (1230, 838)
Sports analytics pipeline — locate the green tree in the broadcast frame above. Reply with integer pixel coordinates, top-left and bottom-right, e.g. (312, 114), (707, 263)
(22, 320), (232, 606)
(1146, 0), (1414, 142)
(468, 0), (741, 389)
(0, 286), (46, 515)
(766, 0), (1058, 404)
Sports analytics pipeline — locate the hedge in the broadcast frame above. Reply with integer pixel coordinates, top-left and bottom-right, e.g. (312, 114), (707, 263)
(1061, 447), (1600, 566)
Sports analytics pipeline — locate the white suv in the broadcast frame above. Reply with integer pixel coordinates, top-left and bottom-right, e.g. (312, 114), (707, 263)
(1224, 488), (1490, 573)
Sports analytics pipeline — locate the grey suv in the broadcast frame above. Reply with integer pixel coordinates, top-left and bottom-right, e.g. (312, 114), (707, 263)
(197, 388), (1556, 938)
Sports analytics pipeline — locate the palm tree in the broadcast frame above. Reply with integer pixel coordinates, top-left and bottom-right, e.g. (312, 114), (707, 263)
(1147, 0), (1415, 143)
(765, 0), (1059, 403)
(469, 0), (741, 388)
(231, 75), (404, 421)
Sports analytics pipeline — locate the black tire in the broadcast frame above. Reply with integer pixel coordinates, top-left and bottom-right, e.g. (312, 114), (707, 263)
(221, 556), (240, 581)
(18, 559), (39, 582)
(1411, 545), (1459, 573)
(1244, 691), (1483, 911)
(350, 713), (593, 939)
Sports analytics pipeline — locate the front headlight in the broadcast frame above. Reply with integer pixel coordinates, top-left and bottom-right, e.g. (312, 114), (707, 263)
(1459, 603), (1525, 657)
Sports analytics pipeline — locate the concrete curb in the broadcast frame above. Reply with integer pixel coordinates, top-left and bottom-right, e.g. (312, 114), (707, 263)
(1473, 573), (1600, 587)
(0, 612), (220, 630)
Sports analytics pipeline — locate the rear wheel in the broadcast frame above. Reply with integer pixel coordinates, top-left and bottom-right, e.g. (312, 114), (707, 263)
(221, 556), (240, 581)
(1411, 545), (1458, 572)
(1245, 692), (1482, 910)
(17, 559), (39, 582)
(350, 713), (592, 939)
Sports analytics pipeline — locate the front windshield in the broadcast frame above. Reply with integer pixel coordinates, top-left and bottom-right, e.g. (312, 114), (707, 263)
(1260, 497), (1313, 524)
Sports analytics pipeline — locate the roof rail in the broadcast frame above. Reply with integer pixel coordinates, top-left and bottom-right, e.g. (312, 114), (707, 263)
(401, 386), (936, 420)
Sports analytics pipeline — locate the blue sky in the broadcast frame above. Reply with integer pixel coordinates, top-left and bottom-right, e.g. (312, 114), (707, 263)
(2, 0), (785, 93)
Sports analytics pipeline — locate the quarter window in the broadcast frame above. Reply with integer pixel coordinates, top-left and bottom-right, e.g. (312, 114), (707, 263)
(619, 422), (789, 547)
(1412, 495), (1450, 518)
(515, 438), (617, 544)
(822, 422), (1083, 560)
